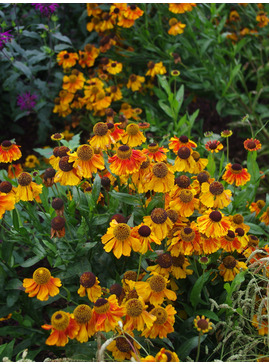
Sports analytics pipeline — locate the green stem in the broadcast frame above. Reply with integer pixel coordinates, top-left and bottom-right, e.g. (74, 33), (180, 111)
(137, 253), (142, 281)
(226, 137), (229, 164)
(196, 333), (202, 362)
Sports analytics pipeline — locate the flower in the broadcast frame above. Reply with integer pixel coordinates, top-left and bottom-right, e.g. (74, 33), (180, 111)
(200, 234), (220, 254)
(132, 223), (161, 254)
(101, 219), (141, 259)
(146, 162), (174, 193)
(143, 208), (173, 241)
(73, 304), (95, 342)
(260, 207), (269, 225)
(174, 146), (196, 173)
(256, 11), (269, 27)
(155, 348), (180, 362)
(124, 4), (144, 20)
(8, 163), (23, 179)
(171, 254), (193, 279)
(0, 29), (13, 49)
(197, 209), (231, 238)
(108, 145), (146, 176)
(127, 74), (145, 92)
(68, 145), (105, 179)
(168, 223), (202, 256)
(146, 61), (167, 78)
(0, 140), (22, 163)
(168, 18), (186, 35)
(23, 267), (61, 301)
(192, 151), (208, 174)
(0, 192), (15, 219)
(24, 155), (40, 169)
(169, 189), (199, 217)
(194, 315), (213, 333)
(220, 230), (242, 252)
(106, 60), (123, 75)
(92, 295), (126, 332)
(222, 163), (251, 186)
(142, 304), (176, 339)
(229, 10), (240, 22)
(32, 3), (59, 17)
(169, 135), (197, 153)
(249, 200), (265, 216)
(51, 133), (64, 141)
(205, 140), (223, 153)
(221, 129), (233, 138)
(244, 138), (262, 151)
(62, 71), (85, 93)
(77, 272), (102, 302)
(42, 311), (79, 346)
(54, 156), (81, 186)
(50, 216), (65, 238)
(131, 273), (177, 306)
(218, 255), (247, 281)
(107, 333), (140, 361)
(169, 3), (196, 14)
(230, 214), (250, 233)
(147, 253), (173, 278)
(89, 122), (111, 150)
(199, 181), (232, 209)
(15, 172), (42, 202)
(124, 297), (156, 332)
(121, 123), (146, 147)
(17, 92), (38, 111)
(143, 143), (168, 162)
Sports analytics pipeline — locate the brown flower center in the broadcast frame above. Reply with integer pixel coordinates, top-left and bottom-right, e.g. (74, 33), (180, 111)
(33, 267), (51, 285)
(148, 143), (159, 153)
(74, 304), (92, 324)
(223, 256), (237, 269)
(1, 140), (12, 150)
(177, 146), (191, 159)
(138, 225), (151, 237)
(126, 298), (143, 317)
(157, 253), (172, 268)
(172, 254), (185, 267)
(51, 216), (65, 231)
(209, 181), (224, 195)
(197, 171), (210, 184)
(140, 157), (150, 169)
(18, 172), (32, 186)
(192, 151), (200, 162)
(225, 230), (235, 241)
(123, 270), (137, 281)
(51, 311), (70, 331)
(167, 209), (178, 223)
(175, 175), (191, 188)
(231, 163), (243, 173)
(77, 145), (94, 161)
(151, 208), (167, 224)
(80, 272), (96, 288)
(116, 145), (132, 160)
(110, 283), (123, 298)
(246, 140), (256, 150)
(235, 227), (244, 236)
(113, 223), (131, 241)
(179, 189), (193, 203)
(115, 337), (133, 353)
(179, 135), (189, 143)
(152, 162), (168, 178)
(248, 235), (259, 247)
(59, 156), (74, 172)
(126, 123), (140, 136)
(93, 122), (108, 136)
(94, 298), (110, 314)
(197, 318), (209, 330)
(149, 274), (166, 292)
(151, 307), (168, 325)
(180, 227), (195, 242)
(52, 198), (64, 210)
(0, 181), (12, 193)
(257, 200), (266, 209)
(58, 146), (70, 158)
(233, 214), (244, 225)
(209, 211), (222, 222)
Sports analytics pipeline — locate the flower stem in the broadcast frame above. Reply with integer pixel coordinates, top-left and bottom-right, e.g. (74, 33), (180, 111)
(196, 332), (202, 362)
(137, 253), (142, 281)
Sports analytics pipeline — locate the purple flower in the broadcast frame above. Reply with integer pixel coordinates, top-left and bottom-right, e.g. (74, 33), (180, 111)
(17, 92), (38, 111)
(0, 30), (13, 50)
(31, 3), (59, 17)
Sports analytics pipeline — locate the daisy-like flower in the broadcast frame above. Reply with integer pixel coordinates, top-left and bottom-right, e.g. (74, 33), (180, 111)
(146, 162), (174, 193)
(169, 135), (197, 154)
(73, 304), (95, 343)
(142, 304), (176, 339)
(106, 60), (123, 75)
(50, 216), (65, 238)
(57, 51), (78, 68)
(124, 297), (156, 332)
(124, 4), (144, 20)
(197, 209), (231, 238)
(174, 146), (196, 173)
(121, 123), (146, 147)
(108, 145), (146, 176)
(89, 122), (112, 151)
(221, 129), (233, 138)
(143, 143), (168, 162)
(241, 235), (260, 258)
(107, 332), (140, 361)
(168, 18), (186, 35)
(23, 267), (61, 301)
(24, 154), (39, 169)
(131, 157), (152, 193)
(169, 188), (199, 217)
(146, 61), (167, 78)
(131, 272), (177, 306)
(51, 132), (64, 141)
(54, 156), (81, 186)
(218, 255), (247, 281)
(106, 85), (123, 102)
(0, 192), (15, 219)
(200, 181), (232, 209)
(0, 140), (22, 163)
(15, 172), (42, 202)
(199, 234), (220, 255)
(132, 223), (161, 254)
(169, 175), (191, 201)
(260, 207), (269, 225)
(171, 254), (193, 279)
(62, 70), (85, 93)
(256, 11), (269, 27)
(127, 74), (145, 92)
(8, 163), (23, 179)
(205, 140), (223, 153)
(222, 163), (251, 186)
(107, 122), (125, 144)
(169, 3), (196, 14)
(249, 199), (266, 216)
(143, 208), (173, 241)
(101, 219), (141, 259)
(230, 214), (250, 233)
(78, 272), (102, 302)
(191, 151), (208, 174)
(42, 311), (79, 346)
(147, 253), (173, 278)
(92, 295), (126, 332)
(168, 223), (202, 256)
(68, 145), (104, 179)
(220, 230), (242, 252)
(244, 138), (262, 151)
(194, 315), (213, 334)
(155, 348), (180, 362)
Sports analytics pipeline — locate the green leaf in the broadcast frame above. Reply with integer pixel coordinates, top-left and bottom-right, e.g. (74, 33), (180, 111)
(177, 335), (206, 360)
(6, 279), (22, 290)
(195, 309), (219, 322)
(60, 133), (80, 150)
(0, 339), (15, 361)
(247, 222), (268, 236)
(109, 191), (140, 206)
(20, 255), (45, 268)
(13, 61), (32, 78)
(33, 147), (53, 159)
(158, 100), (173, 118)
(52, 32), (72, 45)
(7, 290), (20, 307)
(92, 173), (101, 203)
(190, 271), (211, 308)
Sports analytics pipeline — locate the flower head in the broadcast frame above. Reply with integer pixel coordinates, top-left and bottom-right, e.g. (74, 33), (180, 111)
(73, 304), (95, 342)
(32, 3), (59, 17)
(15, 172), (43, 202)
(0, 140), (22, 163)
(222, 163), (251, 186)
(244, 138), (262, 151)
(124, 297), (156, 332)
(107, 333), (140, 361)
(108, 145), (146, 176)
(194, 315), (213, 333)
(205, 140), (223, 153)
(77, 272), (102, 302)
(197, 209), (231, 238)
(200, 181), (232, 209)
(218, 255), (247, 281)
(143, 208), (173, 241)
(0, 192), (16, 219)
(0, 29), (13, 49)
(17, 92), (38, 111)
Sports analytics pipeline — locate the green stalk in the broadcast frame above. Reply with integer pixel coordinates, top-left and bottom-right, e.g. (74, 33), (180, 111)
(196, 333), (202, 362)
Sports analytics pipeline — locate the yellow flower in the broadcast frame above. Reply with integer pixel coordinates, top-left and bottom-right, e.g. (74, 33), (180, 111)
(127, 74), (145, 92)
(146, 61), (167, 78)
(62, 71), (85, 93)
(107, 332), (140, 361)
(146, 162), (174, 193)
(24, 154), (40, 168)
(73, 304), (95, 342)
(218, 255), (247, 281)
(121, 123), (146, 147)
(106, 60), (123, 75)
(168, 18), (186, 35)
(57, 51), (78, 68)
(197, 209), (231, 238)
(89, 122), (112, 150)
(0, 192), (16, 219)
(15, 172), (43, 202)
(194, 315), (213, 333)
(54, 156), (81, 186)
(199, 181), (232, 209)
(124, 297), (156, 332)
(142, 304), (176, 339)
(77, 272), (102, 302)
(0, 140), (22, 163)
(143, 208), (173, 241)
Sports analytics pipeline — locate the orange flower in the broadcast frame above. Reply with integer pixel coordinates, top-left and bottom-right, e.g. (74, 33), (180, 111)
(124, 4), (144, 20)
(229, 10), (240, 22)
(73, 305), (95, 343)
(249, 199), (265, 216)
(23, 267), (61, 301)
(89, 122), (112, 150)
(174, 146), (196, 173)
(218, 256), (247, 281)
(260, 207), (269, 225)
(191, 151), (208, 173)
(143, 208), (173, 241)
(62, 71), (85, 93)
(205, 140), (223, 153)
(121, 123), (146, 147)
(15, 172), (43, 202)
(106, 60), (123, 75)
(107, 332), (140, 361)
(147, 253), (173, 278)
(146, 162), (174, 193)
(57, 51), (78, 68)
(168, 18), (186, 35)
(132, 223), (161, 254)
(42, 311), (79, 346)
(197, 209), (231, 238)
(168, 223), (202, 256)
(124, 297), (156, 332)
(77, 272), (102, 302)
(155, 348), (180, 362)
(8, 163), (23, 179)
(229, 214), (250, 233)
(0, 140), (21, 163)
(194, 315), (213, 334)
(146, 61), (167, 78)
(220, 230), (242, 252)
(142, 304), (176, 339)
(108, 122), (125, 144)
(92, 295), (126, 332)
(256, 11), (269, 27)
(108, 145), (146, 176)
(170, 254), (193, 279)
(244, 138), (262, 151)
(199, 181), (232, 209)
(143, 143), (168, 162)
(0, 192), (15, 219)
(200, 234), (220, 254)
(68, 145), (104, 179)
(106, 85), (123, 101)
(169, 3), (196, 14)
(169, 135), (197, 154)
(127, 74), (145, 92)
(131, 157), (152, 193)
(101, 219), (141, 259)
(54, 156), (81, 186)
(169, 189), (199, 217)
(222, 163), (251, 186)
